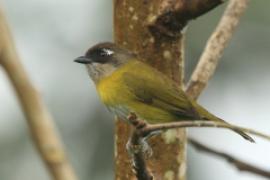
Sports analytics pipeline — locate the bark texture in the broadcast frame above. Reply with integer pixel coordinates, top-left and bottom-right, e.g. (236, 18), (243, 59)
(114, 1), (186, 180)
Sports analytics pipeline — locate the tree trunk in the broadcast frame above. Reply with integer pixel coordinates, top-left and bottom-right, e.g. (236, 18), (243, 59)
(114, 1), (186, 179)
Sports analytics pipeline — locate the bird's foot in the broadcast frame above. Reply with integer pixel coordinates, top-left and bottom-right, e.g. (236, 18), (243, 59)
(127, 112), (147, 130)
(127, 112), (157, 139)
(126, 112), (154, 158)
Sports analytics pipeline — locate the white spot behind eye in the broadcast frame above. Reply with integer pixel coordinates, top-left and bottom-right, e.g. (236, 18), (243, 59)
(102, 49), (114, 56)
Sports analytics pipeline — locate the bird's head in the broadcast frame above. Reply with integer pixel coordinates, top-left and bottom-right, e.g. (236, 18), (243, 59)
(74, 42), (135, 83)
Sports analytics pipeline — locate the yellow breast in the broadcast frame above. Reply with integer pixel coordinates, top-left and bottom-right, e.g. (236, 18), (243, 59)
(96, 63), (134, 107)
(96, 60), (181, 123)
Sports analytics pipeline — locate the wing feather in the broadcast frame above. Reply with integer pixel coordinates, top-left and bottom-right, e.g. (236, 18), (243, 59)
(122, 68), (200, 120)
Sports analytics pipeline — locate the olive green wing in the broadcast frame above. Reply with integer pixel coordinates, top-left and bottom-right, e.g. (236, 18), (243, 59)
(122, 71), (200, 120)
(121, 63), (254, 142)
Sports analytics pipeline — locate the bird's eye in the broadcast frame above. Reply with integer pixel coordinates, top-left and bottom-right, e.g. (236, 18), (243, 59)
(99, 48), (114, 57)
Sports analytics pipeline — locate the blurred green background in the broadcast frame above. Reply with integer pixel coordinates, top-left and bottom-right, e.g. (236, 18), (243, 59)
(0, 0), (269, 180)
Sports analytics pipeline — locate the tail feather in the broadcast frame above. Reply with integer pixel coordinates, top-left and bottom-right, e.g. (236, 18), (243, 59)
(216, 118), (255, 142)
(194, 103), (255, 142)
(234, 129), (255, 143)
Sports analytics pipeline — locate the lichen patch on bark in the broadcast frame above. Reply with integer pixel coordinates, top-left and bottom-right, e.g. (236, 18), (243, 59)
(162, 129), (178, 144)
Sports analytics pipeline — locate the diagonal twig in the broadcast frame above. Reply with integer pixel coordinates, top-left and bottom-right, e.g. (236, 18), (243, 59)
(189, 138), (270, 178)
(186, 0), (249, 99)
(0, 7), (77, 180)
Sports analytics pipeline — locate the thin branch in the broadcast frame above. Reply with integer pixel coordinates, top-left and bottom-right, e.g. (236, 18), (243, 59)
(189, 138), (270, 178)
(128, 114), (270, 142)
(186, 0), (248, 99)
(0, 7), (77, 180)
(138, 120), (270, 142)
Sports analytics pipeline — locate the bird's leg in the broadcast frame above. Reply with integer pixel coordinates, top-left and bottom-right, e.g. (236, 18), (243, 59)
(127, 113), (153, 158)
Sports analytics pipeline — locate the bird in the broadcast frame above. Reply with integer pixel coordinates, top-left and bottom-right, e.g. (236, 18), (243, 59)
(74, 42), (254, 142)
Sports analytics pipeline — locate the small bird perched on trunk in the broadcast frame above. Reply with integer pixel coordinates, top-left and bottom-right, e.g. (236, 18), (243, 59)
(74, 42), (254, 142)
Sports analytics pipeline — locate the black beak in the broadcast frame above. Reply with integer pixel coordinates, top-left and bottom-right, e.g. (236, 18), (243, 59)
(74, 56), (92, 64)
